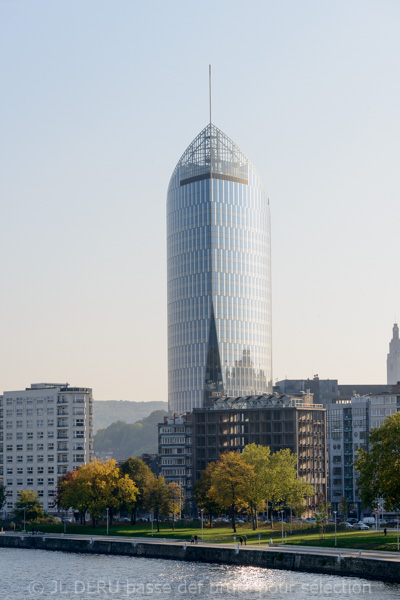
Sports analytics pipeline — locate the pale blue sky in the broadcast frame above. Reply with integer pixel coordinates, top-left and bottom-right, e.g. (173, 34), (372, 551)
(1, 0), (399, 399)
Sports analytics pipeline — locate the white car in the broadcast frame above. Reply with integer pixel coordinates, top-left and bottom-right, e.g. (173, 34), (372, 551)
(353, 522), (369, 530)
(344, 522), (354, 529)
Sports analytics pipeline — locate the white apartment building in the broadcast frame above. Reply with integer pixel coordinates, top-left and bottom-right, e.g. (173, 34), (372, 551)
(0, 383), (93, 516)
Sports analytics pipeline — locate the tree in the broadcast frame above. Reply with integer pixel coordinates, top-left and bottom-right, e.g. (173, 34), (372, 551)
(0, 484), (6, 515)
(242, 444), (271, 530)
(166, 482), (185, 530)
(315, 503), (329, 539)
(57, 470), (90, 524)
(339, 497), (348, 520)
(120, 457), (155, 524)
(356, 413), (400, 511)
(59, 459), (138, 527)
(13, 490), (45, 525)
(193, 462), (221, 528)
(209, 452), (254, 533)
(148, 476), (170, 532)
(266, 449), (298, 528)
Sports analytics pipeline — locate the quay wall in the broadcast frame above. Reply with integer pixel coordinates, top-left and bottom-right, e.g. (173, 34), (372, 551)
(0, 535), (399, 583)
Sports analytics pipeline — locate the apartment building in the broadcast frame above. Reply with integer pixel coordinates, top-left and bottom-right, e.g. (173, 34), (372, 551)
(0, 383), (93, 516)
(158, 413), (193, 509)
(326, 392), (400, 517)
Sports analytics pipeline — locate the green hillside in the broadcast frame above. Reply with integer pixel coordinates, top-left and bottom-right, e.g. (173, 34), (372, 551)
(93, 400), (167, 433)
(93, 410), (167, 460)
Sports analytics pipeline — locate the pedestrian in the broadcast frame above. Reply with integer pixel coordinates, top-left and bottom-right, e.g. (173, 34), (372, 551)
(244, 535), (247, 545)
(190, 536), (194, 544)
(384, 528), (387, 537)
(239, 536), (243, 546)
(194, 534), (198, 545)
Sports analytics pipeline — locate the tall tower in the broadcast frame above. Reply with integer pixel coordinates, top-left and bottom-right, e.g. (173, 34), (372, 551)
(167, 124), (272, 413)
(387, 323), (400, 385)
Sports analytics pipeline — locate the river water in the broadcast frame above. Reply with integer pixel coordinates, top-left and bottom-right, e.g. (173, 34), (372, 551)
(1, 548), (400, 600)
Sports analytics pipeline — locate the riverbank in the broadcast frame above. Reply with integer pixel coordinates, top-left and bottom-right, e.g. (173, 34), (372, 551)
(1, 533), (400, 584)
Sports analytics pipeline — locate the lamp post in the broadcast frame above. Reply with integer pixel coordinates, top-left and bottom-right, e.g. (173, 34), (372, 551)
(333, 510), (337, 547)
(201, 508), (204, 541)
(106, 508), (109, 536)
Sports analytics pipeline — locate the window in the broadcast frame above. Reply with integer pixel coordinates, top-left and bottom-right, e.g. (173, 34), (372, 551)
(16, 455), (23, 463)
(16, 421), (23, 429)
(6, 422), (12, 429)
(37, 443), (44, 451)
(37, 467), (44, 474)
(27, 420), (33, 428)
(27, 409), (33, 416)
(17, 467), (23, 474)
(6, 433), (12, 441)
(27, 455), (33, 463)
(48, 443), (54, 450)
(37, 455), (44, 463)
(6, 479), (12, 486)
(37, 478), (44, 485)
(16, 432), (23, 440)
(27, 432), (33, 439)
(48, 455), (54, 462)
(6, 399), (12, 406)
(27, 443), (33, 451)
(27, 467), (33, 474)
(37, 408), (43, 416)
(48, 478), (54, 485)
(27, 478), (33, 486)
(37, 432), (43, 439)
(6, 468), (12, 475)
(47, 408), (54, 415)
(47, 419), (54, 427)
(48, 431), (54, 439)
(16, 409), (23, 417)
(6, 444), (12, 451)
(73, 419), (84, 427)
(48, 466), (54, 474)
(37, 420), (44, 428)
(17, 478), (23, 486)
(6, 410), (12, 417)
(16, 444), (23, 451)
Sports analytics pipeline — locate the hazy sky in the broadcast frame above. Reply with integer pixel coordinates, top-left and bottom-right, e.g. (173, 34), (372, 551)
(1, 0), (399, 400)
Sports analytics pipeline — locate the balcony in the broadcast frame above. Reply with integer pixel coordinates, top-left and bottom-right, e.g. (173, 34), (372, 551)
(57, 410), (69, 416)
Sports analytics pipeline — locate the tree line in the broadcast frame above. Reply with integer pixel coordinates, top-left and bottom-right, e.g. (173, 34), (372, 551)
(57, 457), (184, 530)
(194, 444), (314, 532)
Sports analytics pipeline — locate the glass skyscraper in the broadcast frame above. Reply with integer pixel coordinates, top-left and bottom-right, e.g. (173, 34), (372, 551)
(167, 124), (271, 414)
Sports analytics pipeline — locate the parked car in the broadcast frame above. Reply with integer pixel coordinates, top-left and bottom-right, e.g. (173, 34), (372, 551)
(362, 517), (376, 525)
(352, 522), (369, 530)
(344, 522), (354, 529)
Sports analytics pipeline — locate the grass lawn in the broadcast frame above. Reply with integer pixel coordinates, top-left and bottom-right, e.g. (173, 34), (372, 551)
(28, 522), (400, 552)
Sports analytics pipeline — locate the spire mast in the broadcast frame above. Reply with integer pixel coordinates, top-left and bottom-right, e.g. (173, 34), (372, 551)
(209, 64), (212, 127)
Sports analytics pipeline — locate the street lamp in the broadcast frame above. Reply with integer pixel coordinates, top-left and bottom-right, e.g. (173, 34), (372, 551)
(333, 510), (337, 547)
(106, 508), (109, 536)
(200, 508), (204, 541)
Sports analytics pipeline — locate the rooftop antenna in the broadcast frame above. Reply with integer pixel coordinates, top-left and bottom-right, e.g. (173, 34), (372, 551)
(209, 64), (212, 127)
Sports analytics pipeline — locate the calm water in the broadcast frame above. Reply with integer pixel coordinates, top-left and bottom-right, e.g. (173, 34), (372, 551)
(1, 548), (400, 599)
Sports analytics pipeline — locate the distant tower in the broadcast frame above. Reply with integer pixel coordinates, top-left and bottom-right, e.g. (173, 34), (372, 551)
(387, 323), (400, 385)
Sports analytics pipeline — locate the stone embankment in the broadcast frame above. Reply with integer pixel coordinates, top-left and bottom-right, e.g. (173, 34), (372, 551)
(0, 534), (399, 583)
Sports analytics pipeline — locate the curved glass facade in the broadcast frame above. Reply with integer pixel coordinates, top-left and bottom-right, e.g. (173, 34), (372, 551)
(167, 124), (271, 414)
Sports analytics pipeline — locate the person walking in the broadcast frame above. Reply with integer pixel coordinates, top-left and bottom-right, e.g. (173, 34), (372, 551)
(190, 536), (194, 544)
(194, 534), (198, 545)
(239, 536), (243, 546)
(384, 528), (387, 537)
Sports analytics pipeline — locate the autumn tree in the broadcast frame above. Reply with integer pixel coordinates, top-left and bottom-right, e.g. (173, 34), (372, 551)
(193, 462), (221, 528)
(242, 444), (271, 530)
(59, 459), (138, 527)
(148, 476), (170, 532)
(57, 469), (89, 524)
(120, 457), (156, 524)
(209, 452), (254, 533)
(356, 413), (400, 511)
(166, 482), (185, 530)
(13, 490), (45, 525)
